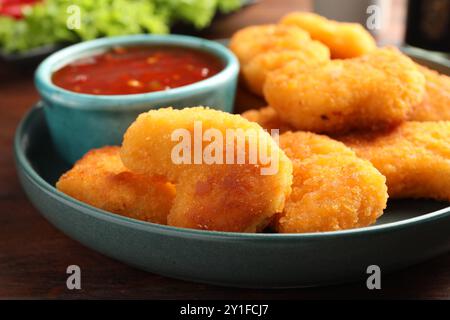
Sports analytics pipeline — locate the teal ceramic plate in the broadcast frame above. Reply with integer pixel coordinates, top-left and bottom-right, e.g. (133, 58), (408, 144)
(15, 50), (450, 288)
(15, 105), (450, 288)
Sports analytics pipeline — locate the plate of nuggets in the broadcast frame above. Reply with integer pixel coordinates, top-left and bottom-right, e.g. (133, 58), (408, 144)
(15, 12), (450, 288)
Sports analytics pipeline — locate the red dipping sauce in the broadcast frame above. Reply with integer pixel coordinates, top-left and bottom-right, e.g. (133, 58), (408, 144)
(52, 46), (224, 95)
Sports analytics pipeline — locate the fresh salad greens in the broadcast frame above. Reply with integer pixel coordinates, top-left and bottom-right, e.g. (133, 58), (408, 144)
(0, 0), (243, 53)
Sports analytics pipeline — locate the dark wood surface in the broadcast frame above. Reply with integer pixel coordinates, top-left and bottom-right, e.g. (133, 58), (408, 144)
(0, 0), (449, 299)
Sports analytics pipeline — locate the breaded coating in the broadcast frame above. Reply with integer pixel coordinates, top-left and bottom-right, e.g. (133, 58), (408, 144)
(230, 24), (330, 96)
(338, 121), (450, 201)
(280, 12), (376, 59)
(264, 48), (426, 134)
(275, 132), (388, 233)
(56, 146), (175, 224)
(409, 65), (450, 121)
(242, 46), (330, 96)
(229, 24), (311, 65)
(242, 106), (294, 133)
(120, 107), (293, 233)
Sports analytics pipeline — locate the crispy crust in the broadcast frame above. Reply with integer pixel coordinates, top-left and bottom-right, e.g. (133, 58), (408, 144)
(280, 12), (376, 59)
(241, 106), (294, 133)
(56, 146), (175, 224)
(264, 48), (426, 133)
(338, 121), (450, 201)
(409, 65), (450, 121)
(120, 107), (293, 232)
(275, 132), (388, 233)
(229, 24), (311, 65)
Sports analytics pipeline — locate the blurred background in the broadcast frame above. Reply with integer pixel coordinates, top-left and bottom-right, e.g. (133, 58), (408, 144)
(0, 0), (448, 66)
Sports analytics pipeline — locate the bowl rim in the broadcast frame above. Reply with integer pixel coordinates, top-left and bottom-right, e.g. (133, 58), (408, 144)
(14, 105), (450, 240)
(34, 34), (239, 110)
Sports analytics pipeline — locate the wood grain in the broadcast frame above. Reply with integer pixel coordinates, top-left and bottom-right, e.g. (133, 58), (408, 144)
(0, 0), (448, 299)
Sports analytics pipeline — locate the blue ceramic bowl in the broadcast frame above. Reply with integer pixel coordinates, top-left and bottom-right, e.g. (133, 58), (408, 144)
(35, 34), (239, 164)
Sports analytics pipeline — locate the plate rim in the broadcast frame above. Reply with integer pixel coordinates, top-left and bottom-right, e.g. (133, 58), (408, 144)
(15, 105), (450, 240)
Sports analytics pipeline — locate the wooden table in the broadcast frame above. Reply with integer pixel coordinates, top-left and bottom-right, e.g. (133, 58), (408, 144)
(0, 0), (449, 299)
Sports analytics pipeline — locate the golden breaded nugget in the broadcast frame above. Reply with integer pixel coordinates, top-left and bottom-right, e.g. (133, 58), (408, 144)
(120, 107), (293, 233)
(242, 106), (294, 133)
(229, 24), (311, 65)
(264, 48), (426, 133)
(338, 122), (450, 201)
(280, 12), (376, 59)
(409, 65), (450, 121)
(56, 146), (175, 224)
(242, 46), (330, 96)
(275, 132), (388, 233)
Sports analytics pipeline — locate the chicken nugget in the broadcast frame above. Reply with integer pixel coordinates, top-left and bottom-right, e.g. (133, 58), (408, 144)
(56, 146), (175, 224)
(280, 12), (376, 59)
(229, 24), (312, 65)
(275, 132), (388, 233)
(242, 45), (330, 96)
(338, 121), (450, 201)
(242, 106), (294, 133)
(120, 107), (293, 232)
(409, 65), (450, 121)
(264, 48), (426, 134)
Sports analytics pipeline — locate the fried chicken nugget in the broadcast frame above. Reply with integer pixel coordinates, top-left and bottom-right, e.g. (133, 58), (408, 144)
(242, 106), (294, 133)
(338, 121), (450, 201)
(264, 48), (426, 134)
(275, 132), (388, 233)
(242, 46), (330, 96)
(120, 107), (293, 233)
(56, 146), (175, 224)
(280, 12), (377, 59)
(229, 24), (312, 65)
(409, 65), (450, 121)
(230, 24), (331, 96)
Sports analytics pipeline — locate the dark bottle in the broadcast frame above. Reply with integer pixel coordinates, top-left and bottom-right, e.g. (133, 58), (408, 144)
(405, 0), (450, 53)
